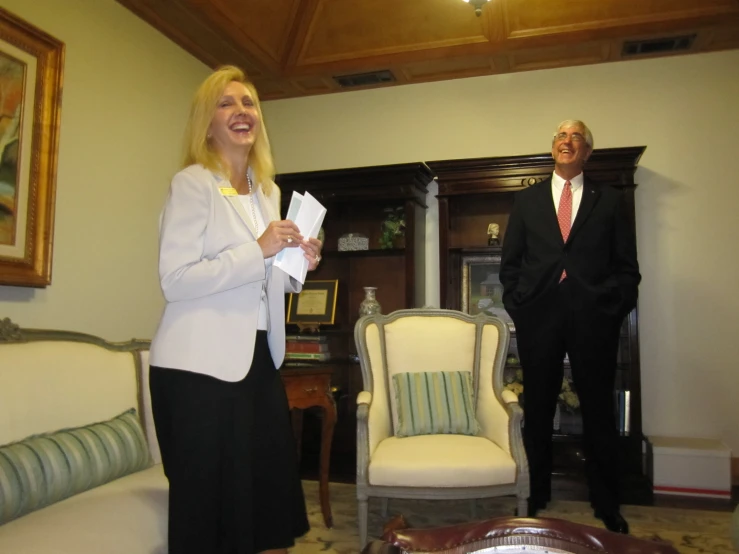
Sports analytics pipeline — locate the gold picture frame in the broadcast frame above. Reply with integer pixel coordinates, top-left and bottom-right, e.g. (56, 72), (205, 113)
(461, 253), (515, 332)
(287, 279), (339, 325)
(0, 7), (64, 287)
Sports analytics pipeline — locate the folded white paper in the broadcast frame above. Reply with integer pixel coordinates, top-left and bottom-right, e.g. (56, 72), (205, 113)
(274, 191), (326, 284)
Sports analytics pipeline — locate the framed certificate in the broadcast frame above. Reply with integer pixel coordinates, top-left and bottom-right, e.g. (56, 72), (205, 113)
(287, 279), (338, 325)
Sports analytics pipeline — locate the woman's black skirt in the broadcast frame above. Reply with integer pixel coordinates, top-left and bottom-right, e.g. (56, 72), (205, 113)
(150, 331), (310, 554)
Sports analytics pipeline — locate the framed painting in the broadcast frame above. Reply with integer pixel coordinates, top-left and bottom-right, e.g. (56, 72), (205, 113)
(460, 253), (515, 332)
(0, 7), (64, 287)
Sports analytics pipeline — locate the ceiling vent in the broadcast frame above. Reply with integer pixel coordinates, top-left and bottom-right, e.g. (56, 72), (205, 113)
(333, 70), (396, 88)
(622, 34), (696, 57)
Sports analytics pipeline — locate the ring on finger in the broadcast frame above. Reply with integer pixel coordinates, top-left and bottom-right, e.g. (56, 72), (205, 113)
(315, 254), (321, 263)
(287, 237), (293, 243)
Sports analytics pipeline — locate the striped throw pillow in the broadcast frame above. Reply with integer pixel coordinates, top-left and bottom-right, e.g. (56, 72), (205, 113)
(392, 371), (479, 437)
(0, 408), (151, 525)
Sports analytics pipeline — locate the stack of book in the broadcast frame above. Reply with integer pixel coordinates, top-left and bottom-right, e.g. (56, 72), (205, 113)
(285, 334), (330, 362)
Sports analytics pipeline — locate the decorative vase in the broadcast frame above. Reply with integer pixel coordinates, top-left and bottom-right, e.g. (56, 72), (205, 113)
(359, 287), (382, 317)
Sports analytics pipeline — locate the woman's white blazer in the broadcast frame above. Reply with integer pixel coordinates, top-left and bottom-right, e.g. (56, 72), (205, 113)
(149, 164), (301, 382)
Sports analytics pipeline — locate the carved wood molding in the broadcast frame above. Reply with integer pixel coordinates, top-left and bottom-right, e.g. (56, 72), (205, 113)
(276, 162), (434, 207)
(0, 316), (151, 351)
(0, 317), (21, 342)
(429, 146), (646, 196)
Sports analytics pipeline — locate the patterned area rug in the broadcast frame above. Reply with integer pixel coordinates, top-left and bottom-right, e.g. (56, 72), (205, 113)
(294, 481), (734, 554)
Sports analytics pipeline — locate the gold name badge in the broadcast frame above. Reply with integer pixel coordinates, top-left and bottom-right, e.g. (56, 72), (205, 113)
(218, 187), (238, 196)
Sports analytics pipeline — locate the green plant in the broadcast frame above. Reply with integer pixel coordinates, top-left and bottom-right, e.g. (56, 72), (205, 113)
(379, 206), (405, 249)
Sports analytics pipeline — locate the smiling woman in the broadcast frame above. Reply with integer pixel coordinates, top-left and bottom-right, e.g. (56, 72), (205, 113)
(148, 65), (324, 554)
(206, 80), (259, 192)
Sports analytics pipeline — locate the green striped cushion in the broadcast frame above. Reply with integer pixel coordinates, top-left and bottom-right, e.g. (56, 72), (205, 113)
(0, 408), (151, 525)
(392, 371), (479, 437)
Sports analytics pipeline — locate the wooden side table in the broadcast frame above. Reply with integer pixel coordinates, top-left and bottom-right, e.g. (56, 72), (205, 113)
(281, 366), (337, 528)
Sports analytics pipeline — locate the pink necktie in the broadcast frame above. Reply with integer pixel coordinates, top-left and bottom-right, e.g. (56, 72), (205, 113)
(558, 180), (572, 281)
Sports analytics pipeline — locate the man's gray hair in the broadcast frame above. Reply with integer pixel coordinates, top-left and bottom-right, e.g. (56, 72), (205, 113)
(553, 120), (594, 148)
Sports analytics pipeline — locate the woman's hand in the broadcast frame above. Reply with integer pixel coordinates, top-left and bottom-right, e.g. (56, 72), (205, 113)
(302, 237), (323, 271)
(258, 220), (303, 258)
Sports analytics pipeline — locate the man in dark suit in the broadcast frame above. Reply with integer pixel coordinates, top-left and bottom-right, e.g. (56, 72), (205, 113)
(500, 120), (640, 534)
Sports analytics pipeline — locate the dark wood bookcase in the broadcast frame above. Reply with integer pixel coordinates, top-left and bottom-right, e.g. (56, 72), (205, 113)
(427, 147), (653, 504)
(276, 162), (433, 480)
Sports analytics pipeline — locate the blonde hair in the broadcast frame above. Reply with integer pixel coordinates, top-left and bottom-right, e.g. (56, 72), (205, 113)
(182, 65), (275, 194)
(553, 119), (594, 149)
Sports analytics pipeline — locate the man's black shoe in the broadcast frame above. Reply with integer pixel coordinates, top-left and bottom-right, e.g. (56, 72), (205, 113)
(594, 510), (629, 534)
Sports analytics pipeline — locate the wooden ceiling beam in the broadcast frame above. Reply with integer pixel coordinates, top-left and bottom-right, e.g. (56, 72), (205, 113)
(113, 0), (739, 99)
(282, 0), (321, 70)
(181, 0), (283, 74)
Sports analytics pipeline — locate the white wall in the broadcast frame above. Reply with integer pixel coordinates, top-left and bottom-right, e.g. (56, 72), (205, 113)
(0, 0), (209, 340)
(0, 0), (736, 457)
(262, 50), (739, 454)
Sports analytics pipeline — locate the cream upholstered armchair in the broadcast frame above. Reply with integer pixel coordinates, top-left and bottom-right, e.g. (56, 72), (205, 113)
(354, 309), (529, 547)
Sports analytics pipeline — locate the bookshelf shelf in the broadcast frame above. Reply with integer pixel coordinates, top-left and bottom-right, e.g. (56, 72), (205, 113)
(276, 162), (432, 480)
(322, 248), (406, 257)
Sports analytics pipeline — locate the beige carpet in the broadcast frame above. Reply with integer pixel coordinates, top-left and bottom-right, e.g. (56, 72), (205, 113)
(293, 480), (734, 554)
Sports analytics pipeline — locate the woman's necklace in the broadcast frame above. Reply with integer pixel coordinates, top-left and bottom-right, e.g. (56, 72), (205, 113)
(247, 174), (259, 235)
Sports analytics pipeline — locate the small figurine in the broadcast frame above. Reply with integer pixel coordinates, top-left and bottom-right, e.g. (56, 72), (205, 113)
(487, 223), (500, 246)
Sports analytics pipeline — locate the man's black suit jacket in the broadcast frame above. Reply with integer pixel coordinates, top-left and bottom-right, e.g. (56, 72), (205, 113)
(500, 176), (641, 323)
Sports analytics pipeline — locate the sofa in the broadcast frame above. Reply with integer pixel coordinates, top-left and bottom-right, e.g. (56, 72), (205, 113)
(0, 317), (168, 553)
